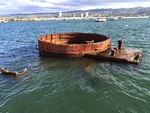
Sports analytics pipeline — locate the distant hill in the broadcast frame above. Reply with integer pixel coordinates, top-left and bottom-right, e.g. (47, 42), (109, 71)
(65, 7), (150, 17)
(1, 7), (150, 17)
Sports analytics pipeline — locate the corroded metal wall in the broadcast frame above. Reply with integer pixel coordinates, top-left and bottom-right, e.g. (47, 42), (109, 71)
(38, 32), (111, 57)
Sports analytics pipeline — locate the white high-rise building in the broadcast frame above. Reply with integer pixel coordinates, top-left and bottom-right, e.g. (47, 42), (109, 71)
(85, 12), (89, 17)
(73, 14), (76, 17)
(58, 12), (62, 18)
(81, 13), (84, 18)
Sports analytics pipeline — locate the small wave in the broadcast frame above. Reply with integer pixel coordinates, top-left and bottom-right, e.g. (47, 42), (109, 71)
(118, 90), (149, 103)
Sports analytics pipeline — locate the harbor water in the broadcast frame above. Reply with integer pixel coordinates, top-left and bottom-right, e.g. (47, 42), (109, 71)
(0, 18), (150, 113)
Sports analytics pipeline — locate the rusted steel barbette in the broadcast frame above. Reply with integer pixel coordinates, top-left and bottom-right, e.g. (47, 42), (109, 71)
(38, 32), (111, 58)
(38, 32), (142, 64)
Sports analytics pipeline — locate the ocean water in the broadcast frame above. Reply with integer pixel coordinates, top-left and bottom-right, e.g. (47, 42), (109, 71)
(0, 18), (150, 113)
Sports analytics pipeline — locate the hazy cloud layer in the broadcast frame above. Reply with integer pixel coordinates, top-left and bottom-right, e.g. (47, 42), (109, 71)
(0, 0), (150, 14)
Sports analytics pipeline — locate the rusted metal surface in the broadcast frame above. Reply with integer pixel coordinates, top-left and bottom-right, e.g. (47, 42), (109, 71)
(38, 33), (142, 64)
(38, 32), (111, 58)
(0, 67), (27, 76)
(85, 40), (142, 64)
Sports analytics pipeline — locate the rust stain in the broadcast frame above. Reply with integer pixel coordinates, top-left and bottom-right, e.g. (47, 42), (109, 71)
(38, 32), (111, 57)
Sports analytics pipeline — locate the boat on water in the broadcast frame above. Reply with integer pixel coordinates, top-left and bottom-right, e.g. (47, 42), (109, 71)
(107, 17), (119, 21)
(95, 18), (107, 22)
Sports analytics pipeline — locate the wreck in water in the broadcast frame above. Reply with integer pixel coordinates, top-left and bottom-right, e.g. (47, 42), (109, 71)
(38, 32), (142, 64)
(38, 32), (111, 57)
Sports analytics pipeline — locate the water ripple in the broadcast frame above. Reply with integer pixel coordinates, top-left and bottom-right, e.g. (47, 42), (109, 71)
(0, 19), (150, 113)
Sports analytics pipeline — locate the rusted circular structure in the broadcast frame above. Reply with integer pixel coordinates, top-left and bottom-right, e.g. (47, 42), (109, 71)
(38, 32), (111, 58)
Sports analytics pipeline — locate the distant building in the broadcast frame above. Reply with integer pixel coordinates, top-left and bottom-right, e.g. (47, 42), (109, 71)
(58, 12), (62, 18)
(81, 13), (84, 18)
(73, 14), (76, 17)
(85, 12), (89, 17)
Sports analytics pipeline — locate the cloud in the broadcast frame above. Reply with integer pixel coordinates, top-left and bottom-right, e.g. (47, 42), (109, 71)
(47, 0), (150, 6)
(0, 0), (150, 14)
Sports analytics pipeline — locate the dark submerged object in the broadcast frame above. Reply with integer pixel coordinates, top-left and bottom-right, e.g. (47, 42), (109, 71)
(38, 32), (142, 64)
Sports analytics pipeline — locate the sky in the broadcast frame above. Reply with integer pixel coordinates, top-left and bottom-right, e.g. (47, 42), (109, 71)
(0, 0), (150, 14)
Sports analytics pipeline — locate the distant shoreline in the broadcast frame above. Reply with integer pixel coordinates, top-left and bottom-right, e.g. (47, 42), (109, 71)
(121, 16), (149, 19)
(0, 16), (149, 22)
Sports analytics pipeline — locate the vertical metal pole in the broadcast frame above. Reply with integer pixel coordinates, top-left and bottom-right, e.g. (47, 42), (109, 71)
(118, 40), (123, 50)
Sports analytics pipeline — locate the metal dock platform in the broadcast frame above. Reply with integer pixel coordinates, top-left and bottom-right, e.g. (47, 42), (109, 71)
(85, 40), (142, 64)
